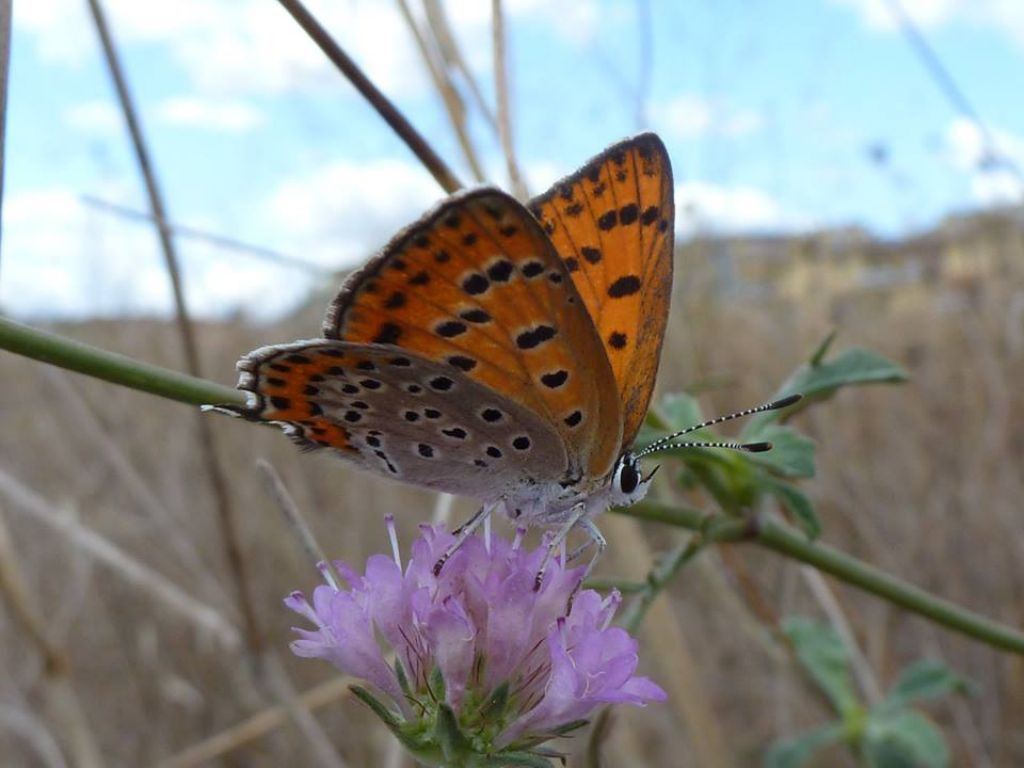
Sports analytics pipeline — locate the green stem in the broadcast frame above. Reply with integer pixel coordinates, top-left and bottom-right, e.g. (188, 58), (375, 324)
(620, 501), (1024, 655)
(619, 538), (706, 632)
(0, 317), (242, 407)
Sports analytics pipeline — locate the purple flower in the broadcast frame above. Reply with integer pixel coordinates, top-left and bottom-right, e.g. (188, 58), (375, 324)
(285, 518), (665, 763)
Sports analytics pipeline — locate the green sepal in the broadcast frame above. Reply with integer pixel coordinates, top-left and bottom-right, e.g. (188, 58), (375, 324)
(476, 751), (557, 767)
(435, 703), (472, 763)
(510, 719), (589, 749)
(429, 665), (447, 704)
(349, 685), (403, 732)
(478, 681), (510, 721)
(394, 658), (412, 698)
(351, 685), (445, 765)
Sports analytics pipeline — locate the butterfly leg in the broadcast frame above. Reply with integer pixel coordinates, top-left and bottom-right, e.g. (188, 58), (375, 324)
(572, 518), (607, 589)
(433, 500), (498, 576)
(533, 502), (587, 591)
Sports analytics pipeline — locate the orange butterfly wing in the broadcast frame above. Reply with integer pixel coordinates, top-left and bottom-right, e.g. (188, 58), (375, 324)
(528, 133), (675, 449)
(323, 189), (623, 481)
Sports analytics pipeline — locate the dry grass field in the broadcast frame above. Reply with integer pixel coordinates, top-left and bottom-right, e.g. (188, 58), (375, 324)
(2, 210), (1023, 766)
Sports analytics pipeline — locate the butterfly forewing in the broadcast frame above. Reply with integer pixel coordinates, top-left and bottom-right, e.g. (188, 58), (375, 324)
(323, 189), (622, 480)
(528, 133), (674, 449)
(222, 340), (569, 497)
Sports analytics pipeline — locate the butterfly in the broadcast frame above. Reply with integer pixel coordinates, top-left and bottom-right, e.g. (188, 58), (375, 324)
(212, 133), (791, 569)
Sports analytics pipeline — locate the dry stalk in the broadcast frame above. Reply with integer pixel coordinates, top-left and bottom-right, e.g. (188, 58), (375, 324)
(277, 0), (463, 194)
(0, 507), (104, 768)
(156, 674), (353, 768)
(85, 0), (263, 656)
(490, 0), (528, 199)
(40, 367), (229, 609)
(0, 467), (240, 649)
(422, 0), (498, 132)
(395, 0), (486, 183)
(602, 513), (735, 768)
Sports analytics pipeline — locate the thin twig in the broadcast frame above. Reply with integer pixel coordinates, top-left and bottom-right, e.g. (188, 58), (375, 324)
(80, 195), (333, 276)
(0, 467), (240, 649)
(0, 317), (242, 406)
(41, 366), (231, 608)
(256, 459), (336, 584)
(277, 0), (462, 194)
(800, 564), (883, 705)
(394, 0), (486, 183)
(422, 0), (498, 132)
(86, 0), (264, 656)
(591, 514), (734, 768)
(491, 0), (528, 199)
(0, 0), (11, 273)
(156, 675), (354, 768)
(261, 655), (349, 768)
(622, 501), (1024, 655)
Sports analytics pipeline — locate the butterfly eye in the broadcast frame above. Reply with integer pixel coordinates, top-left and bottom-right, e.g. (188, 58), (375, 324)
(617, 460), (640, 495)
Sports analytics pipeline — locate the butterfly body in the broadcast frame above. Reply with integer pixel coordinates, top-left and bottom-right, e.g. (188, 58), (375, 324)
(214, 133), (674, 532)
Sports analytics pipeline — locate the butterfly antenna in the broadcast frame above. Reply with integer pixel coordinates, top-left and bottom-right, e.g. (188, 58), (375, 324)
(637, 394), (802, 458)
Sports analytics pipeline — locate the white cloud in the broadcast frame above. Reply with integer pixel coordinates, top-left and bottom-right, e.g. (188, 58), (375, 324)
(945, 117), (1024, 204)
(14, 0), (599, 100)
(674, 182), (807, 236)
(267, 158), (444, 269)
(156, 96), (264, 133)
(0, 186), (316, 321)
(832, 0), (1024, 47)
(64, 100), (122, 137)
(656, 94), (763, 141)
(830, 0), (959, 30)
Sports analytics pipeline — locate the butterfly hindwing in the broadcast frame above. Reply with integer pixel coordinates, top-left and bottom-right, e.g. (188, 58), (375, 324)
(323, 189), (622, 480)
(219, 340), (569, 497)
(528, 133), (674, 449)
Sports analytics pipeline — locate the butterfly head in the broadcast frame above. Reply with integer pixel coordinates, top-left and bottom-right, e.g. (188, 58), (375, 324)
(607, 452), (656, 508)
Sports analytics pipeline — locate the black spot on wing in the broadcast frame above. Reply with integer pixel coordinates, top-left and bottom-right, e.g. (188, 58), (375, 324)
(516, 324), (557, 350)
(608, 275), (641, 298)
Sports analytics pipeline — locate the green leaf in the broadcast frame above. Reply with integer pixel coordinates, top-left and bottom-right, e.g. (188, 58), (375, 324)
(660, 391), (705, 431)
(764, 478), (821, 539)
(810, 329), (838, 366)
(743, 424), (816, 478)
(864, 710), (950, 768)
(882, 660), (971, 711)
(783, 618), (859, 717)
(748, 346), (908, 433)
(788, 346), (909, 397)
(763, 722), (845, 768)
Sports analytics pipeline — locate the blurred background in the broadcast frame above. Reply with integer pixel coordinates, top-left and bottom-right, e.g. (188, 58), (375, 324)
(1, 0), (1022, 765)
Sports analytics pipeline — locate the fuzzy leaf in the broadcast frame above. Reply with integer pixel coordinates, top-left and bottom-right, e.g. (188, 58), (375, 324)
(864, 710), (950, 768)
(763, 722), (844, 768)
(764, 478), (821, 539)
(749, 346), (908, 432)
(661, 391), (705, 432)
(743, 424), (816, 478)
(783, 618), (859, 717)
(882, 660), (971, 711)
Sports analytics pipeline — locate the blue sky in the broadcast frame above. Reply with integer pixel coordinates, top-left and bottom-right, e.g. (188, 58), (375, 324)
(3, 0), (1023, 320)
